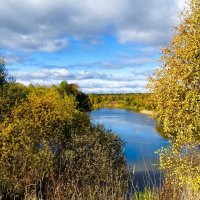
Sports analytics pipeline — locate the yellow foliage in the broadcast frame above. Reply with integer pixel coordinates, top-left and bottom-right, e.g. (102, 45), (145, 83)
(0, 85), (127, 199)
(148, 0), (200, 141)
(149, 0), (200, 195)
(0, 87), (76, 194)
(159, 142), (200, 191)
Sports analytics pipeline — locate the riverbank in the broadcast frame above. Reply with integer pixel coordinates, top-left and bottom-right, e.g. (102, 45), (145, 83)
(139, 109), (154, 116)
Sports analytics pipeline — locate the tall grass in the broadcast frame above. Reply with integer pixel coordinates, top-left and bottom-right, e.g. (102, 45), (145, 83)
(127, 159), (200, 200)
(130, 174), (200, 200)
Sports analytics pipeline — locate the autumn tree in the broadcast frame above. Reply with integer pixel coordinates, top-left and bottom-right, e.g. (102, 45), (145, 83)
(0, 82), (29, 121)
(149, 0), (200, 141)
(58, 81), (92, 111)
(0, 58), (27, 121)
(0, 86), (127, 199)
(148, 0), (200, 193)
(0, 88), (75, 197)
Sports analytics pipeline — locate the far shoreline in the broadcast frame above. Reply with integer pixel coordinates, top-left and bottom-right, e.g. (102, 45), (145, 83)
(139, 109), (153, 116)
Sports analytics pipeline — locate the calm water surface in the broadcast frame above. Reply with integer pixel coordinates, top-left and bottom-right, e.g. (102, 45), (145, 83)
(89, 108), (169, 172)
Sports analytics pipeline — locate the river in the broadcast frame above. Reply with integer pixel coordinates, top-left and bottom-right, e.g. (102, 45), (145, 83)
(89, 108), (169, 189)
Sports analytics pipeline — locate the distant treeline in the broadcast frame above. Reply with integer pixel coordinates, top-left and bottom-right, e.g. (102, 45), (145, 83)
(89, 93), (152, 112)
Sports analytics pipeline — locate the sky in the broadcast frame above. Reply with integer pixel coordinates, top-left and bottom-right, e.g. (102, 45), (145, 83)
(0, 0), (185, 93)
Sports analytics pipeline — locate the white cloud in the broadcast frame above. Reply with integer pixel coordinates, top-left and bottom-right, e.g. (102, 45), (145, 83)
(38, 39), (68, 52)
(117, 29), (168, 46)
(119, 56), (154, 66)
(63, 55), (156, 70)
(1, 0), (186, 93)
(73, 79), (148, 93)
(12, 68), (70, 79)
(11, 68), (109, 81)
(0, 0), (185, 51)
(11, 67), (149, 93)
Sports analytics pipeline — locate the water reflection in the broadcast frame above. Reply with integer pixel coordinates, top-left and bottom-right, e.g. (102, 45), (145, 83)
(89, 108), (169, 172)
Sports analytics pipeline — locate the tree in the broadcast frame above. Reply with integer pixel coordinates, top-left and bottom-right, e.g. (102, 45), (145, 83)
(58, 80), (70, 96)
(0, 86), (127, 199)
(0, 57), (7, 88)
(149, 0), (200, 141)
(58, 81), (91, 111)
(148, 0), (200, 192)
(0, 82), (29, 121)
(0, 88), (75, 198)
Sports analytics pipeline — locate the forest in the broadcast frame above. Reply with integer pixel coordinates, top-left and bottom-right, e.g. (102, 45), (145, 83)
(89, 93), (151, 113)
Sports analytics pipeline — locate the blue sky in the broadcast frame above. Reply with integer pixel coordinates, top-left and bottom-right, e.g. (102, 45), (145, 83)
(0, 0), (185, 93)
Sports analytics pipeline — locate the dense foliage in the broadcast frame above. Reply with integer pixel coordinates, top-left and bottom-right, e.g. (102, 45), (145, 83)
(89, 93), (151, 112)
(58, 81), (92, 112)
(149, 0), (200, 141)
(149, 0), (200, 195)
(0, 66), (127, 199)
